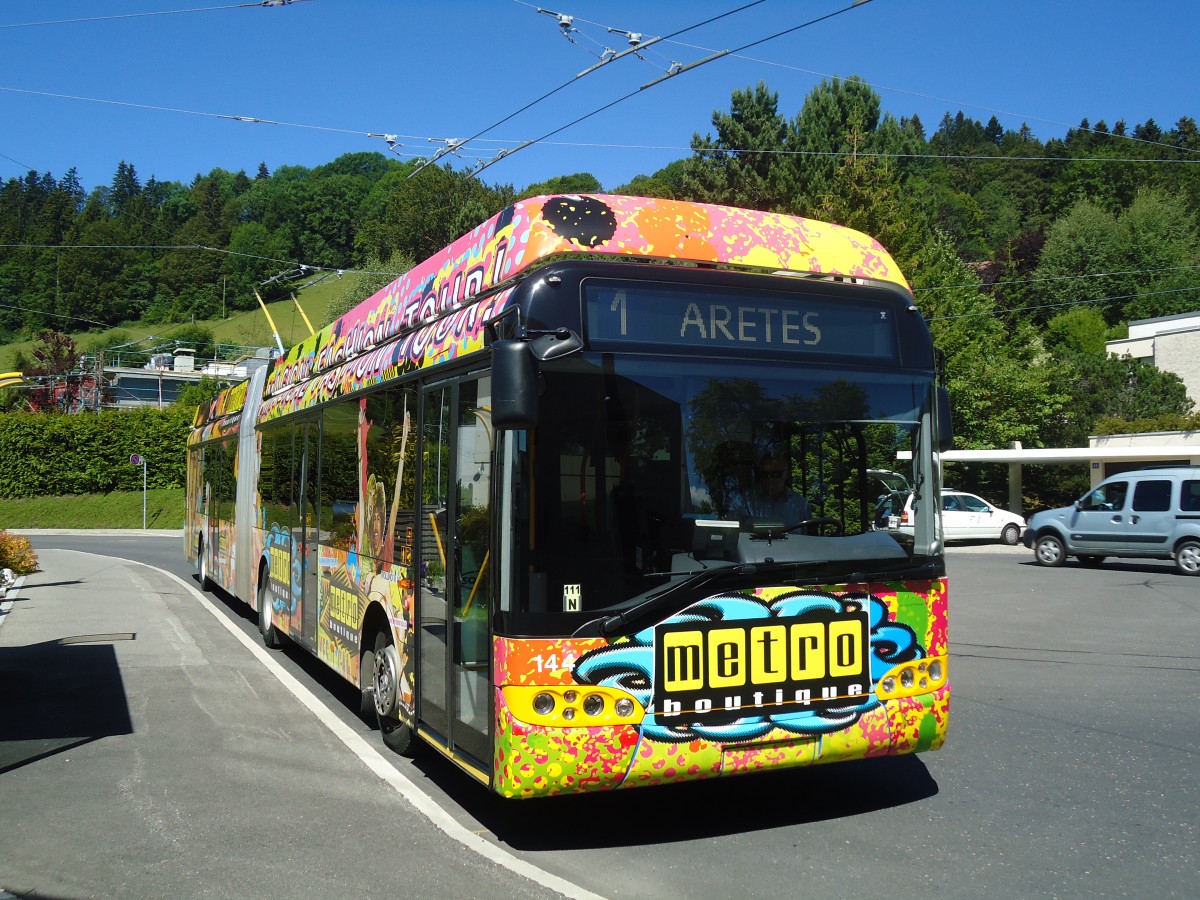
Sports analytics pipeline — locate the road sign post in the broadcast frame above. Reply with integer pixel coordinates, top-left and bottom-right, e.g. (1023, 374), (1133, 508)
(130, 454), (146, 529)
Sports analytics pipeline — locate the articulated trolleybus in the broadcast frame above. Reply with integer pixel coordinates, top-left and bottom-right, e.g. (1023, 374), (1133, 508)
(186, 194), (952, 799)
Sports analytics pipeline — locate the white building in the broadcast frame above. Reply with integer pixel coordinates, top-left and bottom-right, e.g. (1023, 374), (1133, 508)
(1106, 311), (1200, 406)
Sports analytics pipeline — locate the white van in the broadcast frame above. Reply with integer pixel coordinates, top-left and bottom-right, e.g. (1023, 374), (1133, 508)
(1023, 467), (1200, 575)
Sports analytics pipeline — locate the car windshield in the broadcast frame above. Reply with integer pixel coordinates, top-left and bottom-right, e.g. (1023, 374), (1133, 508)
(504, 352), (939, 628)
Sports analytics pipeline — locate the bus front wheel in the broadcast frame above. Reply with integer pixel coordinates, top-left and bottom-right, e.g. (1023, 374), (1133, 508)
(372, 631), (413, 755)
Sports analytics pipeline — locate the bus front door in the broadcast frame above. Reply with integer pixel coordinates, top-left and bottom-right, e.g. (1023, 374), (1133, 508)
(419, 377), (492, 770)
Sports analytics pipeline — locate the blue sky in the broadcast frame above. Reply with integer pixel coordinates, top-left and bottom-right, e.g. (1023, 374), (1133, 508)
(1, 0), (1197, 194)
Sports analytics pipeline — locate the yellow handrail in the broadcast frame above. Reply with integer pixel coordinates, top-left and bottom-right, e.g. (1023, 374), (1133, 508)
(461, 551), (489, 616)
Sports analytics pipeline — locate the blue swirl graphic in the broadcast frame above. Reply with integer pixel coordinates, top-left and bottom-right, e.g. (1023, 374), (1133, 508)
(572, 589), (925, 744)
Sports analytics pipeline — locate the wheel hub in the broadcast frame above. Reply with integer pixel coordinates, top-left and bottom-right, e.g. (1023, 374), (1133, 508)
(373, 643), (400, 718)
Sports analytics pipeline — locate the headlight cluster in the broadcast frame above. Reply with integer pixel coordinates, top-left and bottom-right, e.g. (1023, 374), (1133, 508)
(875, 655), (948, 700)
(502, 685), (644, 727)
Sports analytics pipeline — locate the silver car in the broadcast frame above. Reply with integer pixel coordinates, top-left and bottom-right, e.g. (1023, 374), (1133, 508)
(1023, 467), (1200, 575)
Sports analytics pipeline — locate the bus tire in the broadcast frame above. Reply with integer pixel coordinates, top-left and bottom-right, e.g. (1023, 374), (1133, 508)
(198, 540), (212, 592)
(372, 630), (414, 755)
(258, 576), (283, 649)
(1034, 533), (1066, 567)
(358, 642), (377, 720)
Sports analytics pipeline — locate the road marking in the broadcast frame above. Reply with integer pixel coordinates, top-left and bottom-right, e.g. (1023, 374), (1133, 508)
(135, 560), (606, 900)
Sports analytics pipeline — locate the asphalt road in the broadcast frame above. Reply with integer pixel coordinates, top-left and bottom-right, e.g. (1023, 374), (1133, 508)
(2, 533), (1197, 899)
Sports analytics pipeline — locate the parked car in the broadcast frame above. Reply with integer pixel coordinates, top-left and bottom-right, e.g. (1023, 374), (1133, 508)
(888, 489), (1026, 545)
(1022, 467), (1200, 575)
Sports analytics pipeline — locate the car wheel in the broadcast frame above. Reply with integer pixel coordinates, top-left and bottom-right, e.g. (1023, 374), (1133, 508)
(1174, 539), (1200, 576)
(258, 575), (283, 649)
(1078, 555), (1105, 567)
(1001, 523), (1021, 546)
(1034, 533), (1066, 567)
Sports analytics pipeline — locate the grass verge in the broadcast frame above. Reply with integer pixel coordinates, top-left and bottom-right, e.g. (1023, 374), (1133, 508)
(0, 489), (185, 529)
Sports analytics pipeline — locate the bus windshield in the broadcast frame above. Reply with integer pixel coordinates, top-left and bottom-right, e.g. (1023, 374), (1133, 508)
(510, 352), (938, 630)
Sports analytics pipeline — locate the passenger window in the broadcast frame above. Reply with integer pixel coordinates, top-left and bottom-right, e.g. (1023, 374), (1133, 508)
(1081, 481), (1128, 512)
(1183, 481), (1200, 513)
(942, 496), (960, 511)
(1131, 480), (1171, 512)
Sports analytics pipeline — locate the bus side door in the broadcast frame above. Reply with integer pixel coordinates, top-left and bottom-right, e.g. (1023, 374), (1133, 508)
(418, 375), (492, 770)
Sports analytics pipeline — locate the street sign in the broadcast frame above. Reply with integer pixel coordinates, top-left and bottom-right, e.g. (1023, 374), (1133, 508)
(130, 454), (143, 466)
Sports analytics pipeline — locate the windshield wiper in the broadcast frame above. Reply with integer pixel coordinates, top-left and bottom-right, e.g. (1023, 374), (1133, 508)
(576, 564), (760, 638)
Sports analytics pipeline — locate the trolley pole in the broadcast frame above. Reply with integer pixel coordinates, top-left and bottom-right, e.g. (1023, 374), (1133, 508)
(131, 454), (147, 529)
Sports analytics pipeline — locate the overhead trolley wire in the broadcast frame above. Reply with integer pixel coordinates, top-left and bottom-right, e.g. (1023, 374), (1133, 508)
(0, 1), (312, 30)
(407, 0), (770, 177)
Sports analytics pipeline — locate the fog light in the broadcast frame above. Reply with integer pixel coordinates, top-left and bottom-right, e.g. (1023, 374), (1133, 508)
(900, 669), (915, 689)
(532, 692), (555, 716)
(583, 694), (604, 716)
(615, 697), (635, 717)
(929, 660), (944, 682)
(881, 676), (896, 694)
(564, 690), (578, 703)
(563, 707), (576, 720)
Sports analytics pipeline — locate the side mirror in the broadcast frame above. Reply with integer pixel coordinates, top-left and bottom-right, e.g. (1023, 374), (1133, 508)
(491, 340), (539, 430)
(936, 387), (954, 452)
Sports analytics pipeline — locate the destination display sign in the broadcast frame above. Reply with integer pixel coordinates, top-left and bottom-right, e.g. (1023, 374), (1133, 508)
(584, 281), (899, 360)
(652, 606), (871, 721)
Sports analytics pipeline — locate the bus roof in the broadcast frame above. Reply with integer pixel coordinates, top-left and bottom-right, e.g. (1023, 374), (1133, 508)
(264, 194), (909, 398)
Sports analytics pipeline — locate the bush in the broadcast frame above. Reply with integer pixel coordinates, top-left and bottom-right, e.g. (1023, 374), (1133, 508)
(0, 530), (39, 575)
(0, 406), (192, 499)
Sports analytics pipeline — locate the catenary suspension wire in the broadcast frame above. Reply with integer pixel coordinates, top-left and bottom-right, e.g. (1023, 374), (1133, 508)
(0, 1), (312, 29)
(407, 0), (769, 177)
(469, 0), (876, 177)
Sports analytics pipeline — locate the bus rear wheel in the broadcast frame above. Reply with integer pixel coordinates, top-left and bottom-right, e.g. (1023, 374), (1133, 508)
(198, 540), (212, 592)
(258, 577), (282, 649)
(372, 631), (413, 755)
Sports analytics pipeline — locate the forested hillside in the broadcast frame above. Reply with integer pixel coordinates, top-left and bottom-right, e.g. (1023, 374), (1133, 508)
(2, 76), (1198, 502)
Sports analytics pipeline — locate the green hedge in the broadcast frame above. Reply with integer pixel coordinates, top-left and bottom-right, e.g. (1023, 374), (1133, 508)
(0, 407), (192, 499)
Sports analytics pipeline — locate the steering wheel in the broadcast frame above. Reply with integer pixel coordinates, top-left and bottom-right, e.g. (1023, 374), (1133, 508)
(786, 517), (845, 536)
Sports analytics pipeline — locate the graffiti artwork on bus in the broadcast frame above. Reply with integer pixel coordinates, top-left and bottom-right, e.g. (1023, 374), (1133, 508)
(571, 591), (922, 742)
(263, 523), (302, 631)
(494, 581), (948, 797)
(264, 194), (910, 400)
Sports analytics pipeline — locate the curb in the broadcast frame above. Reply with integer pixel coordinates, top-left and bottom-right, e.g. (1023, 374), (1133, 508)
(8, 529), (183, 536)
(0, 575), (24, 629)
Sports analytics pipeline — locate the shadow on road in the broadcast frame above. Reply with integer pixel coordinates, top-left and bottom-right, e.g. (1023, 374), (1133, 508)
(0, 636), (134, 775)
(411, 734), (939, 851)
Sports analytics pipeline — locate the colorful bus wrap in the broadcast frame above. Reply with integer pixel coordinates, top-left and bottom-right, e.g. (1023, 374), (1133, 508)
(186, 194), (950, 798)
